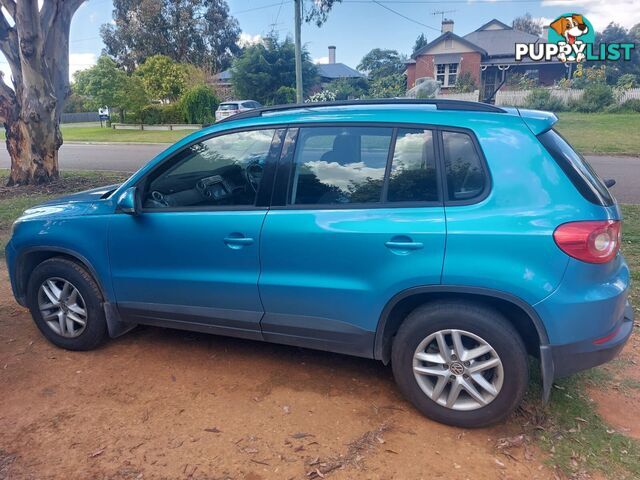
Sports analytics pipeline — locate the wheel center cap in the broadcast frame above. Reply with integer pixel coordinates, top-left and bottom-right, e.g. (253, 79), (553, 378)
(449, 361), (465, 376)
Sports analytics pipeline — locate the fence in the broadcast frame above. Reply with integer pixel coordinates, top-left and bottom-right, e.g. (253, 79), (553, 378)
(111, 123), (201, 131)
(61, 112), (100, 123)
(435, 90), (480, 101)
(494, 88), (640, 107)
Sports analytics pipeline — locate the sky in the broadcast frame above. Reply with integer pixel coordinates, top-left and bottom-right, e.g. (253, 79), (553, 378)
(1, 0), (639, 81)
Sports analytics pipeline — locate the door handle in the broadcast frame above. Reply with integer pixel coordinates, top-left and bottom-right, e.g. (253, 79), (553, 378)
(385, 241), (424, 250)
(223, 235), (254, 248)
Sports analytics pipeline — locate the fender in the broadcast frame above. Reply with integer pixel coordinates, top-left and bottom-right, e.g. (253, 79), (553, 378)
(373, 285), (553, 400)
(15, 246), (135, 338)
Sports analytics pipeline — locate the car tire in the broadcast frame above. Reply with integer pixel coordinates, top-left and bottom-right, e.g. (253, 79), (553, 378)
(391, 301), (529, 428)
(26, 257), (107, 351)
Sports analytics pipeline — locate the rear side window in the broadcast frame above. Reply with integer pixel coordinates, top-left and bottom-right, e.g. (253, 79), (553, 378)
(442, 131), (486, 201)
(289, 126), (392, 205)
(537, 129), (614, 206)
(387, 128), (438, 202)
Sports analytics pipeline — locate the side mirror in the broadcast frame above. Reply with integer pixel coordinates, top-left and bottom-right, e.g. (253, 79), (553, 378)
(604, 178), (616, 188)
(116, 187), (139, 215)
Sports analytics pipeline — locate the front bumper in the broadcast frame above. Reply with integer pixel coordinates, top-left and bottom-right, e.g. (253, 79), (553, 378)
(540, 301), (634, 400)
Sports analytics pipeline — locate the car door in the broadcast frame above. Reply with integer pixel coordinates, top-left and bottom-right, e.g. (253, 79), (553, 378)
(108, 128), (285, 339)
(258, 125), (447, 357)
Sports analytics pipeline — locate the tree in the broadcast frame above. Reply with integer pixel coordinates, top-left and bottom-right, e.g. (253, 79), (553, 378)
(101, 0), (240, 72)
(593, 23), (640, 84)
(231, 35), (317, 105)
(305, 0), (343, 27)
(326, 77), (369, 100)
(413, 33), (428, 55)
(136, 55), (187, 102)
(369, 74), (406, 98)
(0, 0), (86, 185)
(512, 13), (543, 36)
(181, 85), (218, 124)
(357, 49), (406, 80)
(73, 56), (149, 122)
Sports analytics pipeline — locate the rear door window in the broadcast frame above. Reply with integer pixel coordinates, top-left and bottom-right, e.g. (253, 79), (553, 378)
(537, 129), (614, 206)
(289, 126), (392, 205)
(442, 131), (486, 201)
(387, 128), (438, 202)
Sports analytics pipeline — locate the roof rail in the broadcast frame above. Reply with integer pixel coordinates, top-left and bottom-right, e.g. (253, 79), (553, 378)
(215, 98), (506, 124)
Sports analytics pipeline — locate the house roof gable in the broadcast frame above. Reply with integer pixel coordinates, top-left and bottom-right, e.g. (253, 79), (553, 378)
(475, 19), (512, 31)
(411, 31), (487, 59)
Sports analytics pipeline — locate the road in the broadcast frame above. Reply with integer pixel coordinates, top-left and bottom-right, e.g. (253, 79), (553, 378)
(1, 143), (638, 203)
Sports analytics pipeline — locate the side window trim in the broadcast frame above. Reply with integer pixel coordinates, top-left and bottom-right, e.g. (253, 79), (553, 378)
(436, 127), (492, 206)
(271, 122), (447, 210)
(136, 126), (285, 213)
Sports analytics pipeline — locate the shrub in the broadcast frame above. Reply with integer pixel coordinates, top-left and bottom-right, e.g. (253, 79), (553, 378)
(452, 72), (478, 93)
(137, 103), (186, 124)
(180, 85), (219, 124)
(306, 90), (336, 103)
(524, 88), (564, 111)
(605, 99), (640, 113)
(569, 83), (614, 112)
(273, 86), (297, 104)
(140, 104), (163, 124)
(161, 103), (185, 123)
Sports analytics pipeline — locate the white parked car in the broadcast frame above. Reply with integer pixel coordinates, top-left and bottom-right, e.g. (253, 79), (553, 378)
(215, 100), (262, 122)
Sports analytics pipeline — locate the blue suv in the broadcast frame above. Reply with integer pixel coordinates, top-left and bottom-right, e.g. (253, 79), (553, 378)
(5, 100), (633, 427)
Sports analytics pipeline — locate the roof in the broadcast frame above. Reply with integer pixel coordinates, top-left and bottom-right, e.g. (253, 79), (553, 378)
(411, 19), (546, 61)
(464, 26), (545, 57)
(317, 63), (365, 80)
(412, 31), (487, 59)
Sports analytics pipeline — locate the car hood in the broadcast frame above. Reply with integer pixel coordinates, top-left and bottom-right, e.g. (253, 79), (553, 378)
(39, 184), (120, 206)
(17, 184), (121, 223)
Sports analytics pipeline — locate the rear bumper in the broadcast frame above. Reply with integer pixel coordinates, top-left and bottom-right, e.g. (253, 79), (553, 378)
(540, 301), (634, 400)
(550, 301), (634, 378)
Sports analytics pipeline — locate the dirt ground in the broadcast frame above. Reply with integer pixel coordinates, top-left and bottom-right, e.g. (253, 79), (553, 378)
(0, 264), (603, 480)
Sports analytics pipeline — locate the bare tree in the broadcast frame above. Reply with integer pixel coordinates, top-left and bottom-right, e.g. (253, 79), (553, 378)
(0, 0), (85, 185)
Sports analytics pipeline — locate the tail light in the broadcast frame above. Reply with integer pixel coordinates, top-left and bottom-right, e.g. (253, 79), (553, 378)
(553, 220), (621, 264)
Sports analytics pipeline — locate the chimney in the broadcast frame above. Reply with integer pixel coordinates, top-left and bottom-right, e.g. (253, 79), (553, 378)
(442, 19), (454, 33)
(328, 45), (336, 64)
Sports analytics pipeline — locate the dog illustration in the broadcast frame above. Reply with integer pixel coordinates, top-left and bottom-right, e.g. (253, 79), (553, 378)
(550, 14), (589, 62)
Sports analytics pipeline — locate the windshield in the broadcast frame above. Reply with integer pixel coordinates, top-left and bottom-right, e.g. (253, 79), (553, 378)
(537, 129), (614, 206)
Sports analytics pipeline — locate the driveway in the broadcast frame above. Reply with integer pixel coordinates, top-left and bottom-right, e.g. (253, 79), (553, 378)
(0, 143), (638, 203)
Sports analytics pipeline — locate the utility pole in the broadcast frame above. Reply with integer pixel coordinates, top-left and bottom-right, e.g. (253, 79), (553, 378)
(294, 0), (303, 103)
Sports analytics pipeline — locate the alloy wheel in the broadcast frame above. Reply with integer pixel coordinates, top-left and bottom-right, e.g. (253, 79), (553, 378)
(37, 277), (88, 338)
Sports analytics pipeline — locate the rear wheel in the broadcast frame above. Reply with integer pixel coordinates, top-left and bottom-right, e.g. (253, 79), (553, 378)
(27, 258), (107, 351)
(391, 301), (528, 427)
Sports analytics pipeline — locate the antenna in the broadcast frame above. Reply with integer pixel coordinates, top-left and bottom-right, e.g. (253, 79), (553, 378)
(432, 9), (456, 23)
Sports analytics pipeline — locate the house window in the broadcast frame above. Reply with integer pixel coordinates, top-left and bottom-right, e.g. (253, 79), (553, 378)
(436, 63), (459, 87)
(448, 63), (458, 85)
(436, 64), (446, 84)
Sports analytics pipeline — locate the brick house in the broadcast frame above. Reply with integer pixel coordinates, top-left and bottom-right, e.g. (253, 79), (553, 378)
(406, 19), (567, 101)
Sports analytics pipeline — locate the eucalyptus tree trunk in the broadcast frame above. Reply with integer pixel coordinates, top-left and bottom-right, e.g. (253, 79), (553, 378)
(0, 0), (85, 185)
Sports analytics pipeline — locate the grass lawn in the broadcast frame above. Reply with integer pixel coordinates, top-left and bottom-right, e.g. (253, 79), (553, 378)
(0, 125), (192, 144)
(555, 113), (640, 155)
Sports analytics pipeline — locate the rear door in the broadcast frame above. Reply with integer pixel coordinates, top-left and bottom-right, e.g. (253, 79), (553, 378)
(258, 125), (447, 357)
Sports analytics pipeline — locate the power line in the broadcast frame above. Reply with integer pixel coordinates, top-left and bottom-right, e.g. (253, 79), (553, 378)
(371, 0), (441, 31)
(232, 1), (292, 15)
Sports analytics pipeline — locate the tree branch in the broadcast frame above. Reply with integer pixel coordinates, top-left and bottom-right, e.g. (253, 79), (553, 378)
(63, 0), (87, 16)
(0, 9), (20, 83)
(41, 0), (61, 39)
(0, 73), (17, 123)
(0, 0), (16, 21)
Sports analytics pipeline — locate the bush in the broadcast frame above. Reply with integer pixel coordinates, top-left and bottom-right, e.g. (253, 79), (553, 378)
(180, 85), (219, 124)
(452, 72), (478, 93)
(569, 83), (614, 112)
(136, 103), (186, 124)
(524, 88), (564, 111)
(604, 99), (640, 113)
(273, 86), (297, 104)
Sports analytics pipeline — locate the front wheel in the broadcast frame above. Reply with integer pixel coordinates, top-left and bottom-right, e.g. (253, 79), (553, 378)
(26, 257), (108, 351)
(391, 302), (529, 428)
